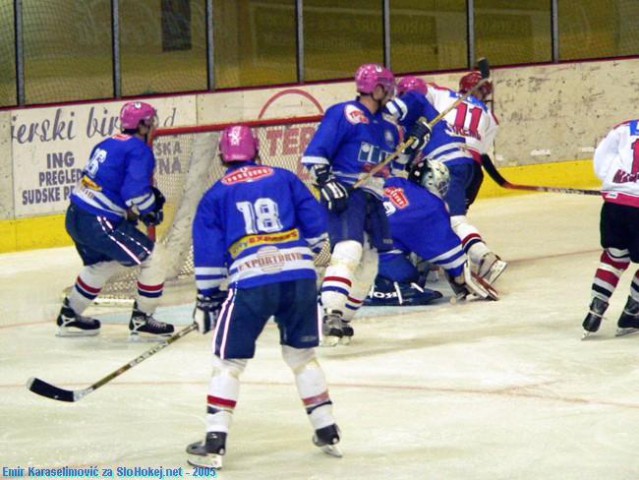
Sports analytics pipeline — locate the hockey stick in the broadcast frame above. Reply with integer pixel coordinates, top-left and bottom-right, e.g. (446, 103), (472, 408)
(481, 154), (601, 196)
(26, 323), (198, 402)
(353, 58), (491, 189)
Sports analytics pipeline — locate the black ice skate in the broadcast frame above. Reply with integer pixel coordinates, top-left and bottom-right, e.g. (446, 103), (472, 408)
(56, 298), (101, 337)
(340, 319), (354, 345)
(581, 297), (608, 340)
(321, 311), (344, 347)
(186, 431), (227, 470)
(616, 296), (639, 337)
(128, 302), (174, 341)
(312, 424), (342, 458)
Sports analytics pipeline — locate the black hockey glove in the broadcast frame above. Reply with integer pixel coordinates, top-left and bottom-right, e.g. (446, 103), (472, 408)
(312, 165), (349, 214)
(140, 186), (166, 226)
(193, 290), (227, 334)
(403, 117), (432, 156)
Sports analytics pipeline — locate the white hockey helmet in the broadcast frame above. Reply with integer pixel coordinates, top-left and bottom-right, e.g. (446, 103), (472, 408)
(409, 160), (450, 198)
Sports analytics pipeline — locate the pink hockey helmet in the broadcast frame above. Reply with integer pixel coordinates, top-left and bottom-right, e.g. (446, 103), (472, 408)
(459, 71), (493, 100)
(120, 101), (158, 130)
(397, 76), (427, 96)
(355, 63), (395, 95)
(219, 125), (259, 162)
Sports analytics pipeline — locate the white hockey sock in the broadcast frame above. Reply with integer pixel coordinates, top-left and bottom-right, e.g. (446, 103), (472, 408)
(135, 244), (166, 314)
(282, 346), (335, 430)
(321, 241), (362, 315)
(206, 357), (245, 433)
(68, 261), (122, 314)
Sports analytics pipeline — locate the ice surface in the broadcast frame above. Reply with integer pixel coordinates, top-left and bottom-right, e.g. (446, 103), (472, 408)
(2, 193), (639, 480)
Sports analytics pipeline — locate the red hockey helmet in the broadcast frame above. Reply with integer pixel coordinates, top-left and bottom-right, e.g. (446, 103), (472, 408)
(397, 76), (427, 96)
(459, 71), (493, 101)
(219, 125), (259, 162)
(120, 101), (158, 130)
(355, 64), (395, 95)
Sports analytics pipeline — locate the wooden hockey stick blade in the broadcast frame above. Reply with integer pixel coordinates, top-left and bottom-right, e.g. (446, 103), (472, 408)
(481, 154), (601, 196)
(26, 323), (197, 403)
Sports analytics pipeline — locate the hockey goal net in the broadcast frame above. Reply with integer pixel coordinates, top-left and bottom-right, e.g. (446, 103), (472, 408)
(93, 114), (324, 304)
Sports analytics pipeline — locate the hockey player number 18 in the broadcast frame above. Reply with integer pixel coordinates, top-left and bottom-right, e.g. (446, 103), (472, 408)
(236, 198), (283, 234)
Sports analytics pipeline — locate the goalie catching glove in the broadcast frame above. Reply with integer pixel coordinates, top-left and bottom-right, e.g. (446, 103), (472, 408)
(311, 165), (349, 213)
(140, 186), (166, 226)
(447, 262), (499, 301)
(402, 117), (432, 157)
(193, 290), (227, 334)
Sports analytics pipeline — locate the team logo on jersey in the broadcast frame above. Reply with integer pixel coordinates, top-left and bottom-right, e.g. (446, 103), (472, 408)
(344, 105), (369, 125)
(222, 166), (274, 185)
(384, 129), (395, 149)
(384, 186), (409, 209)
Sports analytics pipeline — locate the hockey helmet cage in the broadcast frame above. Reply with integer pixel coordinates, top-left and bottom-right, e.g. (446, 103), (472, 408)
(409, 160), (450, 197)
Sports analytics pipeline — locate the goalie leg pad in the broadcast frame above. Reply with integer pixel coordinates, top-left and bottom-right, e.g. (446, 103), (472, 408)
(364, 276), (443, 306)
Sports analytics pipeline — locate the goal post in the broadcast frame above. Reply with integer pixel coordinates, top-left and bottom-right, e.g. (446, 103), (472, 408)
(91, 114), (324, 303)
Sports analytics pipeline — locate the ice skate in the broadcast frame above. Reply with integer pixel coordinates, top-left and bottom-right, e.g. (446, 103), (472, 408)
(615, 296), (639, 337)
(56, 297), (101, 337)
(312, 424), (342, 458)
(321, 311), (343, 347)
(581, 297), (608, 340)
(339, 320), (354, 345)
(129, 302), (174, 341)
(186, 431), (226, 470)
(477, 252), (508, 285)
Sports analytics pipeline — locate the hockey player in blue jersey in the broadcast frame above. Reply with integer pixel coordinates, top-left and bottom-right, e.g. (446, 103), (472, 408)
(186, 125), (341, 469)
(56, 101), (174, 340)
(302, 63), (401, 346)
(386, 77), (506, 282)
(368, 160), (497, 304)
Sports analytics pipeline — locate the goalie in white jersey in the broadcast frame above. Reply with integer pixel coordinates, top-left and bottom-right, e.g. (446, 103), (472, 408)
(395, 73), (507, 285)
(582, 119), (639, 338)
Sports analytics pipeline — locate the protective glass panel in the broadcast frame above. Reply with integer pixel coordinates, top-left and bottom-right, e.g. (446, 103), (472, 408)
(121, 0), (208, 97)
(559, 0), (639, 60)
(304, 0), (383, 82)
(391, 0), (467, 74)
(21, 0), (113, 105)
(474, 0), (551, 65)
(0, 1), (16, 107)
(214, 0), (297, 89)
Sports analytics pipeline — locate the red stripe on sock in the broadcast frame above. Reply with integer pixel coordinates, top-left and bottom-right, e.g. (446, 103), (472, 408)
(76, 276), (101, 295)
(302, 391), (330, 407)
(137, 282), (164, 293)
(323, 276), (352, 287)
(207, 395), (236, 409)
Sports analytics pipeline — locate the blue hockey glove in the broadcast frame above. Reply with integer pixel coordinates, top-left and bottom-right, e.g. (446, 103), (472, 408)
(193, 290), (227, 334)
(140, 186), (166, 226)
(311, 165), (349, 214)
(403, 117), (432, 156)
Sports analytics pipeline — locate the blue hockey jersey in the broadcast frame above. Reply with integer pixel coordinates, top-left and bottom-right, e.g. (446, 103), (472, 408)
(383, 176), (466, 277)
(385, 91), (473, 167)
(302, 100), (402, 198)
(192, 162), (328, 294)
(71, 133), (158, 221)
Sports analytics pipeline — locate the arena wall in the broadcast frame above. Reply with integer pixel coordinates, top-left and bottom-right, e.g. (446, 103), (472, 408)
(2, 57), (632, 253)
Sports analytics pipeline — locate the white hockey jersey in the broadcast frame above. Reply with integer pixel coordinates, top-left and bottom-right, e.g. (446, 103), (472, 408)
(426, 83), (499, 161)
(594, 119), (639, 207)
